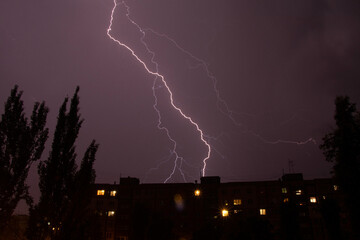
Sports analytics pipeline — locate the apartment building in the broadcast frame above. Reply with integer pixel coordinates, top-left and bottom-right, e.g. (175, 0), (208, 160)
(91, 174), (347, 240)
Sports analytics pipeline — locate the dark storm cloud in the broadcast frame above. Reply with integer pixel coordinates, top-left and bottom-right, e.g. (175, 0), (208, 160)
(1, 0), (360, 212)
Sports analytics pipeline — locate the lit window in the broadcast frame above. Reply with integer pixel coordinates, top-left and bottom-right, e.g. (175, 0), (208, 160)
(282, 188), (287, 194)
(97, 190), (105, 196)
(322, 196), (326, 200)
(233, 199), (242, 205)
(222, 209), (229, 217)
(108, 211), (115, 217)
(234, 209), (240, 214)
(194, 189), (201, 196)
(110, 190), (116, 197)
(283, 198), (289, 203)
(260, 208), (266, 216)
(310, 197), (317, 203)
(296, 190), (302, 195)
(333, 185), (339, 191)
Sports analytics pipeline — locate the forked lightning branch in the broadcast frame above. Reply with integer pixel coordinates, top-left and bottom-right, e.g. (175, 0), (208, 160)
(106, 0), (211, 182)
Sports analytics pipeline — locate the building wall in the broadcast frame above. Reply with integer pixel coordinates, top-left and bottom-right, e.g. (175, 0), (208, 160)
(91, 174), (346, 240)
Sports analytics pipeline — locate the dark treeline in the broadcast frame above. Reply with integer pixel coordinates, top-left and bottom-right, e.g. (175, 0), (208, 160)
(320, 96), (360, 239)
(0, 85), (98, 240)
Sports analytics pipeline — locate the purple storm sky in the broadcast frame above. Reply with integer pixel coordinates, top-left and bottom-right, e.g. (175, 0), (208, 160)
(1, 0), (360, 211)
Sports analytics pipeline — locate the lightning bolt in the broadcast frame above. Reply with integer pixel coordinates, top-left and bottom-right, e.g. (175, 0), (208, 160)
(107, 0), (211, 180)
(152, 78), (187, 183)
(251, 132), (316, 145)
(143, 28), (316, 146)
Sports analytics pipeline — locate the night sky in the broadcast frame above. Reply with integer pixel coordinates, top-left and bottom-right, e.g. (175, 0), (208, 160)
(1, 0), (360, 211)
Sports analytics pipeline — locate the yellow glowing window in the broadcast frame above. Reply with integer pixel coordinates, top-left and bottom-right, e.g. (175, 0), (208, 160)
(310, 197), (317, 203)
(282, 188), (287, 194)
(260, 209), (266, 216)
(108, 211), (115, 217)
(234, 209), (240, 214)
(283, 198), (289, 203)
(194, 189), (201, 196)
(110, 190), (117, 197)
(296, 190), (302, 195)
(222, 209), (229, 217)
(333, 185), (339, 191)
(97, 190), (105, 196)
(233, 199), (242, 205)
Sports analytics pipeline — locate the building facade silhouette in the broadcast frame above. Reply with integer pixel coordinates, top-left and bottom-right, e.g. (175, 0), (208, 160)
(91, 174), (348, 240)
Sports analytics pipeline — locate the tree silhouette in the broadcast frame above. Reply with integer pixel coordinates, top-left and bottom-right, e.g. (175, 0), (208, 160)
(0, 85), (48, 233)
(320, 96), (360, 239)
(27, 87), (98, 240)
(319, 197), (342, 240)
(60, 140), (98, 240)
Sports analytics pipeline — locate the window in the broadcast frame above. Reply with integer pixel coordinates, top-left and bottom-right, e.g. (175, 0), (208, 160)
(310, 197), (317, 203)
(194, 189), (201, 196)
(108, 211), (115, 217)
(233, 189), (241, 195)
(299, 212), (306, 217)
(96, 200), (104, 209)
(260, 208), (266, 216)
(119, 226), (129, 231)
(97, 190), (105, 196)
(283, 198), (289, 203)
(233, 199), (242, 205)
(222, 209), (229, 217)
(296, 190), (302, 195)
(333, 185), (339, 191)
(282, 188), (287, 194)
(234, 209), (240, 214)
(110, 190), (117, 197)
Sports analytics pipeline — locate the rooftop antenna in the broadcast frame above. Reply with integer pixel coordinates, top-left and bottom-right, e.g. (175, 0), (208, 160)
(288, 160), (294, 173)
